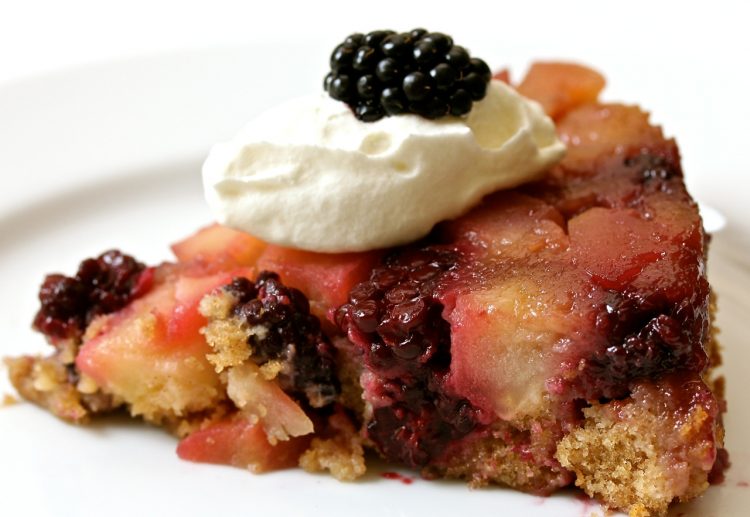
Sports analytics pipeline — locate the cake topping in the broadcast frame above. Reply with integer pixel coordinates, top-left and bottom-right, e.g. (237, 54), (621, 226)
(203, 29), (565, 252)
(324, 29), (491, 121)
(203, 79), (565, 252)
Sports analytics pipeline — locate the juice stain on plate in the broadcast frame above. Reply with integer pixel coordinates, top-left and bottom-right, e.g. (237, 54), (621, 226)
(380, 472), (414, 484)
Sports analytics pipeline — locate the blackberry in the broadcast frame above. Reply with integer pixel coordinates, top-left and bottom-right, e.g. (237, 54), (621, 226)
(224, 272), (339, 408)
(325, 29), (492, 121)
(336, 245), (481, 467)
(571, 289), (709, 401)
(33, 250), (150, 342)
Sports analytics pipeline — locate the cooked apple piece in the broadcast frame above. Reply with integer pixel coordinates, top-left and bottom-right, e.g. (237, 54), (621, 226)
(226, 362), (314, 442)
(171, 223), (267, 271)
(517, 62), (605, 120)
(555, 104), (667, 171)
(257, 245), (382, 316)
(76, 266), (253, 422)
(446, 272), (582, 420)
(177, 417), (311, 472)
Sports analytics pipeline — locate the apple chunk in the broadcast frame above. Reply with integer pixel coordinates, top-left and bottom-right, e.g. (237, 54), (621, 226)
(517, 62), (605, 120)
(177, 361), (315, 473)
(226, 362), (314, 443)
(177, 418), (311, 473)
(76, 267), (253, 422)
(171, 223), (267, 270)
(257, 245), (382, 317)
(446, 272), (582, 421)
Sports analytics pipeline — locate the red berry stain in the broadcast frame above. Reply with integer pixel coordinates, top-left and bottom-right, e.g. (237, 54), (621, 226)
(738, 481), (749, 488)
(708, 447), (730, 484)
(574, 491), (603, 517)
(381, 472), (414, 484)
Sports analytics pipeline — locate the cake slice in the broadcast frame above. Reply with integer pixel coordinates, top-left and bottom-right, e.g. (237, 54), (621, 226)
(6, 61), (726, 516)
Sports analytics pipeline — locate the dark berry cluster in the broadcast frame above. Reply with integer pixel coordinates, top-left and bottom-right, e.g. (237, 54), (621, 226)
(573, 290), (709, 401)
(324, 29), (492, 121)
(336, 245), (480, 467)
(33, 250), (150, 342)
(225, 272), (339, 408)
(337, 246), (458, 374)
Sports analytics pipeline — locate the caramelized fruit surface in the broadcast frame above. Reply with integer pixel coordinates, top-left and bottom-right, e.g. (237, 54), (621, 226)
(335, 72), (722, 506)
(9, 62), (725, 517)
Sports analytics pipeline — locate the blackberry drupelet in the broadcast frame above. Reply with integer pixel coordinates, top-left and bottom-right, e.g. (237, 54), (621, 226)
(325, 29), (492, 121)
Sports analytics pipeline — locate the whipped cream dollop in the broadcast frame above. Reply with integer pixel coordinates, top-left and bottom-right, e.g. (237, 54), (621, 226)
(203, 80), (565, 252)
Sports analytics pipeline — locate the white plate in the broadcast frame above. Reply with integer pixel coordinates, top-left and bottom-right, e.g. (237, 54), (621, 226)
(1, 47), (749, 517)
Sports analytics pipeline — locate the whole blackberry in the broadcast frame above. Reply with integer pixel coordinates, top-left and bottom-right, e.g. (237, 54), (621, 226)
(224, 273), (340, 408)
(33, 250), (151, 342)
(336, 245), (481, 467)
(570, 290), (709, 401)
(325, 29), (492, 121)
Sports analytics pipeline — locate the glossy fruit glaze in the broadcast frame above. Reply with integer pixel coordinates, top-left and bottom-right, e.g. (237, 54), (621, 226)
(21, 62), (725, 489)
(337, 95), (718, 478)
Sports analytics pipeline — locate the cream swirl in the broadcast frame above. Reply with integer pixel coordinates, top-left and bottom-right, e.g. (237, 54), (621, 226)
(202, 80), (565, 252)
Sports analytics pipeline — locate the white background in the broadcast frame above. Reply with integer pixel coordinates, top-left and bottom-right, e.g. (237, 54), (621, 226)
(1, 0), (749, 220)
(2, 0), (749, 84)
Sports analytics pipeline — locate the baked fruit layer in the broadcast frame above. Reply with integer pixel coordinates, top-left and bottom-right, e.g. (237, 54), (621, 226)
(6, 62), (726, 517)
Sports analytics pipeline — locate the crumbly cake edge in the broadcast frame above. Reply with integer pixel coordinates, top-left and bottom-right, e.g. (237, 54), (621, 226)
(4, 284), (725, 517)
